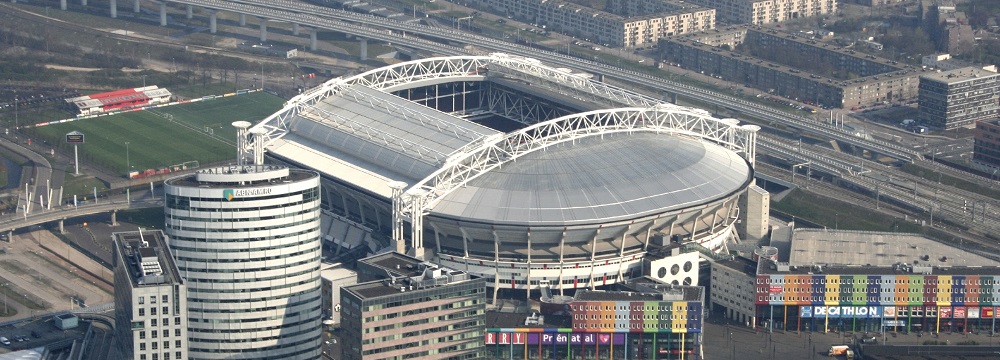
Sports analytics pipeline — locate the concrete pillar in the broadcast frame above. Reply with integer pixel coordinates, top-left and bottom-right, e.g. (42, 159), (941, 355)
(111, 210), (118, 226)
(359, 38), (368, 60)
(186, 5), (192, 19)
(239, 13), (246, 26)
(6, 230), (11, 244)
(58, 219), (64, 234)
(60, 0), (66, 10)
(133, 0), (139, 13)
(310, 31), (318, 51)
(110, 0), (117, 18)
(259, 18), (268, 42)
(292, 23), (300, 35)
(670, 92), (678, 104)
(159, 2), (167, 26)
(209, 11), (217, 33)
(597, 74), (604, 82)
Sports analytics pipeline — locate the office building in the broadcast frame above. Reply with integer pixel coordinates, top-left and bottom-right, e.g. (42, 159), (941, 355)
(341, 253), (486, 360)
(164, 165), (323, 360)
(320, 262), (357, 326)
(974, 118), (1000, 171)
(918, 67), (1000, 129)
(484, 277), (704, 359)
(113, 230), (188, 360)
(467, 0), (715, 47)
(684, 0), (837, 25)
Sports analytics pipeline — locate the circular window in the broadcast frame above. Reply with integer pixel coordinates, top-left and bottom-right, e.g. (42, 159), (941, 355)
(683, 277), (693, 285)
(683, 261), (693, 272)
(670, 264), (680, 275)
(657, 267), (667, 278)
(671, 280), (679, 285)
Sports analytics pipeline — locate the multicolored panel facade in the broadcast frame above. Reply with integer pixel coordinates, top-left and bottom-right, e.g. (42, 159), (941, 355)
(753, 274), (1000, 333)
(569, 301), (703, 333)
(483, 329), (699, 360)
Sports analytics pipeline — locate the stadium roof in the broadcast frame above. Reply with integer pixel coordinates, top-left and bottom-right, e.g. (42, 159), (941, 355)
(268, 84), (499, 197)
(430, 132), (751, 226)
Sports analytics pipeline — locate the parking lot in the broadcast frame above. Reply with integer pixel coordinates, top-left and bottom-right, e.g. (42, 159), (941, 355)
(0, 228), (113, 324)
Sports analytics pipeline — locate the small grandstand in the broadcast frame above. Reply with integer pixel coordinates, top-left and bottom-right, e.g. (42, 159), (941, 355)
(65, 86), (172, 116)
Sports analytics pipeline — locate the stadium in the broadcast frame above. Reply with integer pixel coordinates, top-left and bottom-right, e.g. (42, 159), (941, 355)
(243, 53), (759, 297)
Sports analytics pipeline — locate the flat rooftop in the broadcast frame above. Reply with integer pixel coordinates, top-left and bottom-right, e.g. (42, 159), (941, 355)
(344, 275), (483, 300)
(165, 165), (316, 188)
(921, 67), (1000, 84)
(358, 252), (425, 278)
(113, 230), (183, 288)
(787, 229), (998, 268)
(485, 311), (571, 329)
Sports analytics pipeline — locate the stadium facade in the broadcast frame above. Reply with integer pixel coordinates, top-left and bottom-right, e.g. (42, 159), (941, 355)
(164, 165), (323, 360)
(247, 54), (758, 299)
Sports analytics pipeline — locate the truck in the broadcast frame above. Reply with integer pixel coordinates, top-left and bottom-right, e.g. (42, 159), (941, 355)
(829, 345), (850, 356)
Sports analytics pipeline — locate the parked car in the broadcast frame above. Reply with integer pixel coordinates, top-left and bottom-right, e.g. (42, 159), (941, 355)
(0, 337), (10, 345)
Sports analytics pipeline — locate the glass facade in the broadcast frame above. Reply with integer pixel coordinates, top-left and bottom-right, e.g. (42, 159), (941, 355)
(165, 168), (323, 360)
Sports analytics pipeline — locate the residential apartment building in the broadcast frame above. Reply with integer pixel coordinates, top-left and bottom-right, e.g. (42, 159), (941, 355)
(918, 67), (1000, 129)
(710, 256), (758, 327)
(685, 0), (837, 25)
(467, 0), (714, 47)
(974, 119), (1000, 170)
(113, 230), (188, 360)
(483, 277), (704, 359)
(164, 165), (323, 360)
(341, 253), (486, 360)
(661, 27), (928, 109)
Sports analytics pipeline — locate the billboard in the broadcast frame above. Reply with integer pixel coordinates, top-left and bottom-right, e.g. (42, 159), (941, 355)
(487, 332), (626, 346)
(800, 306), (882, 318)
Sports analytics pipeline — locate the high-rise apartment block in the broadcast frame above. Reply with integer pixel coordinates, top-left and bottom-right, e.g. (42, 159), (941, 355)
(113, 230), (188, 360)
(685, 0), (837, 25)
(164, 165), (323, 359)
(341, 252), (486, 360)
(919, 67), (1000, 129)
(468, 0), (715, 47)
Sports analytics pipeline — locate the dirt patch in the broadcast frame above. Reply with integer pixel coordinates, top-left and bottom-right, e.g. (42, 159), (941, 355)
(44, 64), (100, 72)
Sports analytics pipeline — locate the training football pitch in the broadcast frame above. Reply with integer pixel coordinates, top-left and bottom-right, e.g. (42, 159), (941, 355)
(29, 92), (285, 175)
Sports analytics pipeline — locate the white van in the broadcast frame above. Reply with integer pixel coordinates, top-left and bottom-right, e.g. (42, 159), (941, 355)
(0, 337), (10, 345)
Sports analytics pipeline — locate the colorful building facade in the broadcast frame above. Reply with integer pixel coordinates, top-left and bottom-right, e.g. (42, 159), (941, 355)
(755, 273), (1000, 333)
(485, 285), (704, 359)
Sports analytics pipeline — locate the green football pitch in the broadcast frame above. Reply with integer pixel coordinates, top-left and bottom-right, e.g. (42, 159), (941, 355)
(30, 92), (286, 175)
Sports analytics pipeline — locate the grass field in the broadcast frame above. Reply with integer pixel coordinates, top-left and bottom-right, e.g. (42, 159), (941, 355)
(27, 92), (284, 175)
(774, 188), (924, 233)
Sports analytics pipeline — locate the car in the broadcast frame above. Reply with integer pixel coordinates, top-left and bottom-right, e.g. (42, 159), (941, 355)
(30, 331), (40, 339)
(0, 337), (9, 345)
(860, 337), (877, 344)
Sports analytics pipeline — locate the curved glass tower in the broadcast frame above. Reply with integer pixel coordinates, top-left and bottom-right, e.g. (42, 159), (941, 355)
(164, 165), (322, 360)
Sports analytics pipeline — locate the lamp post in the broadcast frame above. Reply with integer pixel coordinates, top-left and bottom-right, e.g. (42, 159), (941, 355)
(125, 141), (130, 175)
(13, 93), (17, 130)
(1, 283), (7, 315)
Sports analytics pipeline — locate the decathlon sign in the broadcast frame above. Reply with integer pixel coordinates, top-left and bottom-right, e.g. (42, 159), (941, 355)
(800, 306), (883, 318)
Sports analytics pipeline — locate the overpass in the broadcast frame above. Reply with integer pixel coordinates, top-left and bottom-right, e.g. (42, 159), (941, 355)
(0, 199), (162, 237)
